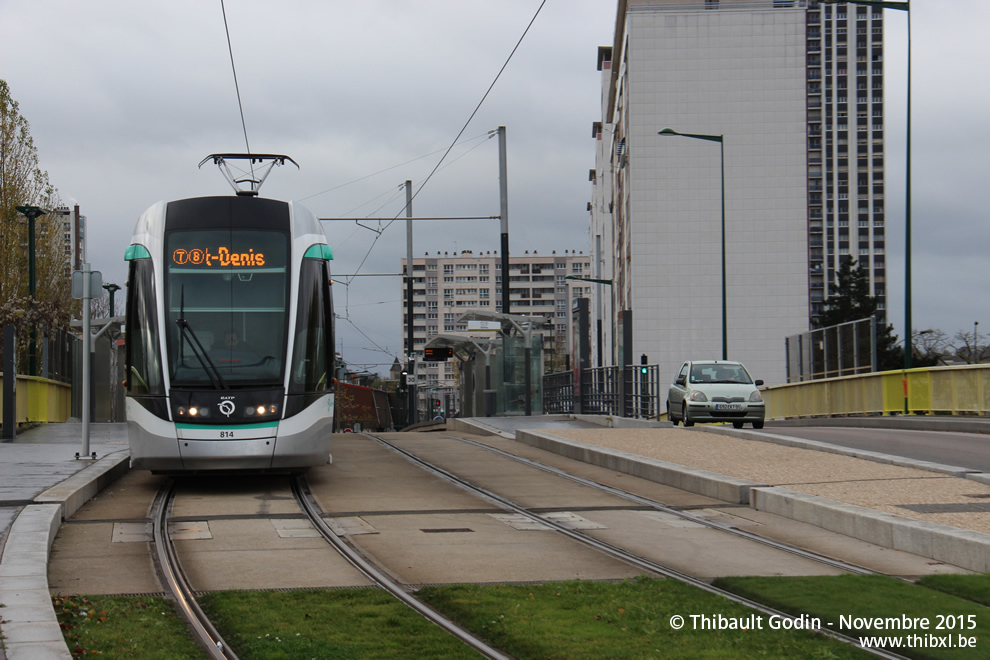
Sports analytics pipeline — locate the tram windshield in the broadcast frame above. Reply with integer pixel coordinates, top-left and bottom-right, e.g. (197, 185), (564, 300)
(165, 229), (289, 387)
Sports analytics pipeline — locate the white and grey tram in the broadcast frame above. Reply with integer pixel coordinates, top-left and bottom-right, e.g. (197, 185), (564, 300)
(124, 194), (335, 472)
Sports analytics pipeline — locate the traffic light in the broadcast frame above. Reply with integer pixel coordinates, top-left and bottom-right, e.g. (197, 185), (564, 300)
(434, 399), (441, 408)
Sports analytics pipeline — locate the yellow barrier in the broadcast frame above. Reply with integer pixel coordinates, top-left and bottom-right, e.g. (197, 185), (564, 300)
(765, 364), (990, 418)
(0, 373), (72, 425)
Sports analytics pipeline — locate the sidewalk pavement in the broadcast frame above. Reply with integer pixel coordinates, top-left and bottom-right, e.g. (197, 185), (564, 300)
(3, 417), (990, 659)
(1, 423), (130, 660)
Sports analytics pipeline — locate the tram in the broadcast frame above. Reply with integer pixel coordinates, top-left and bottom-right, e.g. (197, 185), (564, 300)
(124, 188), (335, 473)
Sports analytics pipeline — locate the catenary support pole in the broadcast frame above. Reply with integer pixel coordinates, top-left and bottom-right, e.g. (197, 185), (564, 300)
(498, 126), (510, 315)
(405, 181), (417, 425)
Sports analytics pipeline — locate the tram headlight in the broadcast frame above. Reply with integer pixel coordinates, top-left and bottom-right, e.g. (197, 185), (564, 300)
(189, 407), (199, 416)
(244, 403), (278, 417)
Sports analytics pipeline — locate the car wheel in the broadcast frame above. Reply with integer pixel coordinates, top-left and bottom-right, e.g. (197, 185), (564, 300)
(667, 400), (679, 426)
(752, 420), (764, 430)
(683, 406), (694, 427)
(732, 421), (744, 429)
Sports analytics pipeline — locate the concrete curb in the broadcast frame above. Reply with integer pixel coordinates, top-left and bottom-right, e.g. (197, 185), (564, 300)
(767, 416), (990, 435)
(0, 452), (130, 660)
(751, 487), (990, 573)
(447, 417), (508, 438)
(516, 429), (767, 505)
(509, 427), (990, 574)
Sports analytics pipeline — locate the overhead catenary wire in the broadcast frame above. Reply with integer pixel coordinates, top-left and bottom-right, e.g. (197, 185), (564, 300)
(332, 0), (547, 289)
(219, 0), (254, 182)
(328, 1), (548, 375)
(299, 133), (491, 203)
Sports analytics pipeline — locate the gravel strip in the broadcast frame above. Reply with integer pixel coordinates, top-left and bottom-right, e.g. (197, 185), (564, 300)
(545, 427), (990, 535)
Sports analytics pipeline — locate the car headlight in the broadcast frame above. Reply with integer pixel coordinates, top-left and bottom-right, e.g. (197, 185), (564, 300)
(749, 390), (764, 402)
(688, 390), (708, 402)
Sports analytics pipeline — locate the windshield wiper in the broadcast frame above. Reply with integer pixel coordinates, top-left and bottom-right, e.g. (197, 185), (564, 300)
(175, 286), (228, 390)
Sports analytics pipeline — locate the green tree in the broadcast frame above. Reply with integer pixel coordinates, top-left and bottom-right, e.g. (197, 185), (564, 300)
(816, 258), (909, 371)
(1, 79), (73, 364)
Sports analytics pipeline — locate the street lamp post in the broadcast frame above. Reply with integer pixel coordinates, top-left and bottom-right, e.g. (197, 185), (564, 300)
(658, 128), (726, 360)
(16, 204), (48, 376)
(975, 321), (980, 364)
(102, 283), (122, 317)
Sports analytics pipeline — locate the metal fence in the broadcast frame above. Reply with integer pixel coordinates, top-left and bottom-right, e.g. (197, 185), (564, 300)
(583, 366), (620, 415)
(626, 364), (662, 420)
(543, 371), (573, 414)
(785, 317), (876, 383)
(542, 364), (662, 421)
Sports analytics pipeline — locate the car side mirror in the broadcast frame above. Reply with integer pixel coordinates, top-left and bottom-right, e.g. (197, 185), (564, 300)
(755, 379), (764, 387)
(675, 376), (686, 386)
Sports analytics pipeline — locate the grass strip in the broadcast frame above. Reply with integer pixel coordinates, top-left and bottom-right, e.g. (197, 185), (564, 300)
(52, 594), (203, 659)
(417, 577), (868, 659)
(713, 574), (990, 660)
(197, 587), (484, 659)
(58, 574), (989, 659)
(917, 573), (990, 607)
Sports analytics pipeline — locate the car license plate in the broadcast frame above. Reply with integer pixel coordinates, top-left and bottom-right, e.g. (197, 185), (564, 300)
(716, 404), (741, 411)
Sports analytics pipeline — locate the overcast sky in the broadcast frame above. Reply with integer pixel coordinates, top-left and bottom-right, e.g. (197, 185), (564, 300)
(2, 1), (988, 376)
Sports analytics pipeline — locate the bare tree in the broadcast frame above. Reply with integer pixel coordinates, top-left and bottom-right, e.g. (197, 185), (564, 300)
(952, 326), (987, 364)
(913, 329), (950, 366)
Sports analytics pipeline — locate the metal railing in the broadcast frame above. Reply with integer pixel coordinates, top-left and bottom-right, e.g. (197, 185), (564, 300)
(765, 364), (990, 418)
(583, 366), (620, 415)
(543, 371), (574, 414)
(542, 364), (663, 421)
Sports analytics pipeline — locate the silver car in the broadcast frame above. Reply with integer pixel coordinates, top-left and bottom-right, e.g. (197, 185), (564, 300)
(667, 360), (765, 429)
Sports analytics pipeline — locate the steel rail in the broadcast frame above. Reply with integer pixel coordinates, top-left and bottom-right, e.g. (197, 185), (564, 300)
(150, 479), (237, 660)
(439, 432), (874, 576)
(365, 432), (910, 660)
(289, 476), (511, 660)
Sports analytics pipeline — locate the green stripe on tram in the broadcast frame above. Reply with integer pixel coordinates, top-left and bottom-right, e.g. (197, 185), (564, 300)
(176, 422), (279, 430)
(304, 244), (333, 260)
(124, 244), (152, 260)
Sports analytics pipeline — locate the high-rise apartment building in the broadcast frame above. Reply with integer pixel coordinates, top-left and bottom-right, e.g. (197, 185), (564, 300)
(590, 0), (886, 385)
(805, 0), (887, 324)
(401, 250), (592, 388)
(52, 204), (86, 275)
(591, 0), (812, 386)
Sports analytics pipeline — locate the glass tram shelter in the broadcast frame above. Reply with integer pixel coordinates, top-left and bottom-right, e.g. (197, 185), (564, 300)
(423, 311), (547, 417)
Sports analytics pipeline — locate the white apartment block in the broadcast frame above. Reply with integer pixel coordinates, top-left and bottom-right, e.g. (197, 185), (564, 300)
(401, 250), (593, 387)
(591, 0), (813, 386)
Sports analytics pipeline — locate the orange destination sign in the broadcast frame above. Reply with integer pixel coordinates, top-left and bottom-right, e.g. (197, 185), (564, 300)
(172, 247), (266, 267)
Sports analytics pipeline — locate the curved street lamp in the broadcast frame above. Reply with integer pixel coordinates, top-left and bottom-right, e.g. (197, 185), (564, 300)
(658, 128), (726, 360)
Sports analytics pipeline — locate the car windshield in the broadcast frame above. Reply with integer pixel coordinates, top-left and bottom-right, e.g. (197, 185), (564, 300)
(689, 364), (752, 385)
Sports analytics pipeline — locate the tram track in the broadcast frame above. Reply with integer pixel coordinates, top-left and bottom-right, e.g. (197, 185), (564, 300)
(148, 474), (510, 660)
(150, 479), (236, 660)
(437, 431), (875, 577)
(365, 431), (911, 660)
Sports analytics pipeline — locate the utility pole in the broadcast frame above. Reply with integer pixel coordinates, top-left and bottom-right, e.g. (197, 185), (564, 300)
(404, 180), (417, 424)
(498, 126), (510, 315)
